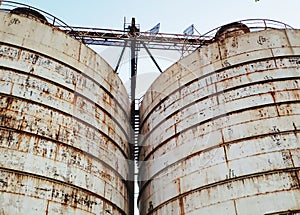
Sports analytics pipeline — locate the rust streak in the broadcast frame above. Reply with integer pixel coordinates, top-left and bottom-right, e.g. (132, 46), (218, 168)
(144, 167), (300, 214)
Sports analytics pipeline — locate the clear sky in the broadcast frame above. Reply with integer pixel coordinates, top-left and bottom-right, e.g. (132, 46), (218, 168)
(16, 0), (300, 33)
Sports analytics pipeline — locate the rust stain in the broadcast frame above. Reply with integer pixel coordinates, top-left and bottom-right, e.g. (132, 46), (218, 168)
(176, 178), (185, 215)
(140, 32), (300, 214)
(0, 13), (132, 214)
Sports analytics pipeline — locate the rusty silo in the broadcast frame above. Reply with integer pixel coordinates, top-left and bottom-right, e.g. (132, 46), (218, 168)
(0, 6), (131, 215)
(138, 21), (300, 214)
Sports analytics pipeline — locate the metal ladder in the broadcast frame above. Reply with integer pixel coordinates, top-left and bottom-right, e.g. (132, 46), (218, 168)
(131, 109), (140, 162)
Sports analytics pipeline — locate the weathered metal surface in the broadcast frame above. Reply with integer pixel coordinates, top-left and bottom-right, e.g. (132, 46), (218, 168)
(0, 11), (130, 215)
(139, 29), (300, 214)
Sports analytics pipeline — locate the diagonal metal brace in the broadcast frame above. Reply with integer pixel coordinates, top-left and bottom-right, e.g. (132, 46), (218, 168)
(115, 41), (128, 73)
(141, 42), (163, 73)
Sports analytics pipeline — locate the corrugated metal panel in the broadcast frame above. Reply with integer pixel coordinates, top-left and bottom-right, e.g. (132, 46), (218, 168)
(0, 11), (130, 215)
(139, 29), (300, 214)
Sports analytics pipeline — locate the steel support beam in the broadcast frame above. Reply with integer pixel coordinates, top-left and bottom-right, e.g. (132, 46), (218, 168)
(141, 42), (163, 73)
(115, 41), (128, 73)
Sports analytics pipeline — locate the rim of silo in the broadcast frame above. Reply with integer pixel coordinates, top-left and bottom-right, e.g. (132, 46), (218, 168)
(202, 18), (294, 39)
(0, 0), (74, 31)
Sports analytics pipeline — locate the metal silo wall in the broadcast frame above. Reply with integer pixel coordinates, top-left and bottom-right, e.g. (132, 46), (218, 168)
(0, 12), (131, 215)
(138, 29), (300, 214)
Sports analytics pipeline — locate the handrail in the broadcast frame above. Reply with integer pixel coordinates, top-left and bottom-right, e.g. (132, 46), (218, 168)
(0, 0), (73, 31)
(0, 2), (295, 49)
(202, 18), (294, 38)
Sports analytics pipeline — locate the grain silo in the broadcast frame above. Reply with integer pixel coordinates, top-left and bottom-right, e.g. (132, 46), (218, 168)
(138, 21), (300, 214)
(0, 6), (131, 215)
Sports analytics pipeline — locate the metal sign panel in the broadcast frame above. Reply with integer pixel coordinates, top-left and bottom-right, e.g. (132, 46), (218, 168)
(183, 24), (194, 35)
(149, 23), (160, 34)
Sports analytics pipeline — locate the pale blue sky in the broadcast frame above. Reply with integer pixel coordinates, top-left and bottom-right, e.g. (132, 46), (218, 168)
(18, 0), (300, 33)
(14, 0), (300, 96)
